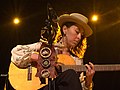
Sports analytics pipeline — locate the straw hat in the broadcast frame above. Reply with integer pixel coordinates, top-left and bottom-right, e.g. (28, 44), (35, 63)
(58, 13), (93, 37)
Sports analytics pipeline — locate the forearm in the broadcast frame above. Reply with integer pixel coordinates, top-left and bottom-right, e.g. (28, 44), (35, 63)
(11, 42), (41, 68)
(80, 73), (93, 90)
(11, 53), (31, 68)
(81, 80), (93, 90)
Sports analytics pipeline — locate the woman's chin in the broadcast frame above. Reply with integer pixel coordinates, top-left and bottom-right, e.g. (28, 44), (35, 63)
(70, 44), (77, 48)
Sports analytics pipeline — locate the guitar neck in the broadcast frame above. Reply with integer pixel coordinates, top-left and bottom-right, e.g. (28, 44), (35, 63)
(61, 64), (120, 72)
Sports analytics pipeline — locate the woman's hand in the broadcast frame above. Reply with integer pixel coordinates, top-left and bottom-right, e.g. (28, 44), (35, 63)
(85, 62), (95, 88)
(30, 52), (40, 61)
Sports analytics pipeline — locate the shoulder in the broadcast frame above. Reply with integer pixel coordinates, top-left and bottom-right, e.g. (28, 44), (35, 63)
(71, 55), (83, 65)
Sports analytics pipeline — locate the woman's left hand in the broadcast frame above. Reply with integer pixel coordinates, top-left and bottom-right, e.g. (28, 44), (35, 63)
(85, 62), (95, 88)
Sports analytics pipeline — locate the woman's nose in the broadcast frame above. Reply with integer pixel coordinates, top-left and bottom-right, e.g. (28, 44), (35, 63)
(77, 33), (81, 40)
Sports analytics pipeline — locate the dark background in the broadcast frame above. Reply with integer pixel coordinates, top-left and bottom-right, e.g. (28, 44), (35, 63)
(0, 0), (120, 90)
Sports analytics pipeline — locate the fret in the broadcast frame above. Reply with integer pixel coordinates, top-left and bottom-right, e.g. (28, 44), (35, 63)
(61, 64), (120, 72)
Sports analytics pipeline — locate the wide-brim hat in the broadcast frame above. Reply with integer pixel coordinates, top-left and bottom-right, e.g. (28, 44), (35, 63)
(58, 13), (93, 37)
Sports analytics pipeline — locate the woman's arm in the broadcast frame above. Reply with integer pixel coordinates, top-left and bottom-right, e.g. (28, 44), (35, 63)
(84, 62), (95, 90)
(74, 57), (94, 90)
(11, 42), (42, 68)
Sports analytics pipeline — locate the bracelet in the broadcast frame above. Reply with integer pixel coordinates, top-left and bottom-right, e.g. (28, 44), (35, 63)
(83, 82), (93, 90)
(31, 51), (39, 54)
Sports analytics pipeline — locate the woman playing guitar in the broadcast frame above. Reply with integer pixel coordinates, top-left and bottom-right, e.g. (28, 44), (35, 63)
(10, 13), (95, 90)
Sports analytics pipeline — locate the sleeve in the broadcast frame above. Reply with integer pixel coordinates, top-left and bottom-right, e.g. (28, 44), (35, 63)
(11, 42), (42, 68)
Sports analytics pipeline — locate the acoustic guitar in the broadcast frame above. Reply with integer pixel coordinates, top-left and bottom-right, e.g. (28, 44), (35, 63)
(9, 54), (120, 90)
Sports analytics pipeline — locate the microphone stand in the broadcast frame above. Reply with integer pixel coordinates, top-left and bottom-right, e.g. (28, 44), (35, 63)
(39, 2), (58, 90)
(46, 3), (58, 90)
(40, 17), (56, 90)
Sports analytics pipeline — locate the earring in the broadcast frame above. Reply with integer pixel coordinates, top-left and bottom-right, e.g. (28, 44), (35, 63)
(63, 33), (66, 36)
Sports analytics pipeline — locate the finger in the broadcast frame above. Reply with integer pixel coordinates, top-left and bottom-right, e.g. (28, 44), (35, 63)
(85, 64), (91, 71)
(89, 62), (95, 70)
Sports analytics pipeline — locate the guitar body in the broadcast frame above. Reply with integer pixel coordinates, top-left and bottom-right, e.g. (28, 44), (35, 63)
(8, 62), (46, 90)
(57, 54), (75, 65)
(8, 54), (75, 90)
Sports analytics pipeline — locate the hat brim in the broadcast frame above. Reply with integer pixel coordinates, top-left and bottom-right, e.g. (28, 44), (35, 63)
(58, 15), (93, 37)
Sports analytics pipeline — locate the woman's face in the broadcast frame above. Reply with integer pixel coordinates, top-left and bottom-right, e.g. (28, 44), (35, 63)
(63, 25), (84, 48)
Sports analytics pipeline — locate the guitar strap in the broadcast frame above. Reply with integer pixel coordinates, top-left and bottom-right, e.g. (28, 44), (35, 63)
(27, 64), (32, 80)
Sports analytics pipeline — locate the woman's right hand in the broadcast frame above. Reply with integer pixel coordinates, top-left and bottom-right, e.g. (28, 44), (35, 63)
(30, 52), (40, 61)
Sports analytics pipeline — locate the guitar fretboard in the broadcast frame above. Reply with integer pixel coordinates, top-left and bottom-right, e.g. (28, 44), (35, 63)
(61, 64), (120, 72)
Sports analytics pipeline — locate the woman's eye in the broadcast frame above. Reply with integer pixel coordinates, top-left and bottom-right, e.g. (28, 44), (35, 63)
(75, 30), (79, 34)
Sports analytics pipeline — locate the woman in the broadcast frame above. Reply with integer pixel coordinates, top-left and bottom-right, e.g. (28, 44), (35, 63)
(11, 13), (95, 90)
